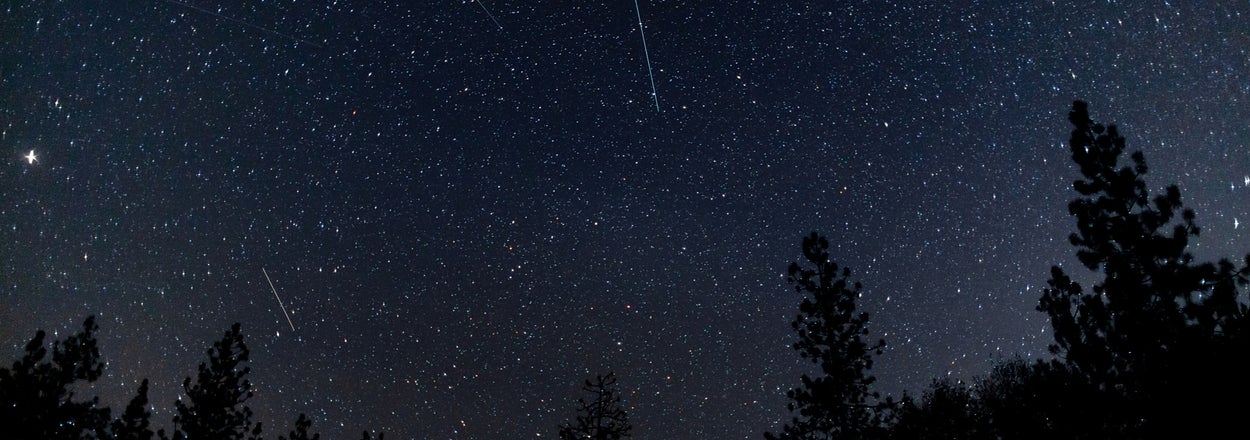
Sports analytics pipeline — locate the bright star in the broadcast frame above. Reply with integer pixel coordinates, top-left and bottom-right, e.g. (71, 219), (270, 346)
(23, 150), (36, 164)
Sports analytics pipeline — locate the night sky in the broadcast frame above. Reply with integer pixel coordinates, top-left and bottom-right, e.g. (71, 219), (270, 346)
(3, 1), (1250, 439)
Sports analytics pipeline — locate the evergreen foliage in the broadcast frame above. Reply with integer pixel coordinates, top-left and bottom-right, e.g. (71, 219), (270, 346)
(1, 317), (381, 440)
(10, 101), (1250, 440)
(160, 323), (262, 440)
(767, 233), (891, 440)
(1037, 100), (1250, 435)
(110, 379), (155, 440)
(559, 371), (632, 440)
(778, 101), (1250, 439)
(278, 413), (321, 440)
(0, 315), (111, 440)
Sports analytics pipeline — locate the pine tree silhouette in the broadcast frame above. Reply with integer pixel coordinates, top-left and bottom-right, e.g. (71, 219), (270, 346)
(111, 379), (155, 440)
(559, 371), (632, 440)
(160, 323), (262, 440)
(0, 315), (111, 440)
(767, 232), (891, 440)
(278, 413), (320, 440)
(2, 317), (385, 440)
(1038, 100), (1250, 436)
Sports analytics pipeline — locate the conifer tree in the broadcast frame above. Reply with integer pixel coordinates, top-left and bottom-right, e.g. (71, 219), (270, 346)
(111, 379), (155, 440)
(1039, 100), (1250, 435)
(767, 232), (889, 440)
(160, 323), (262, 440)
(279, 413), (321, 440)
(0, 315), (111, 440)
(559, 371), (632, 440)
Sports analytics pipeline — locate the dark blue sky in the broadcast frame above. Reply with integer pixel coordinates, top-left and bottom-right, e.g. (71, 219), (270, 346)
(3, 1), (1250, 439)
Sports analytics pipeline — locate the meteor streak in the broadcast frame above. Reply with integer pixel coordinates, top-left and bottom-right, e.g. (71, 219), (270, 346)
(474, 0), (503, 30)
(633, 0), (660, 111)
(264, 268), (296, 332)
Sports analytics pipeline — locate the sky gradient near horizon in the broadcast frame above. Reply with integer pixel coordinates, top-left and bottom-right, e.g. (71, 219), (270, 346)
(3, 1), (1250, 439)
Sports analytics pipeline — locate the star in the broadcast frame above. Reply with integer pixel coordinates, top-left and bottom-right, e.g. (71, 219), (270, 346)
(23, 149), (36, 164)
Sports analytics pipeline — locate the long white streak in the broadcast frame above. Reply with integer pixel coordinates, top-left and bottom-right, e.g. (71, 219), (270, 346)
(263, 268), (296, 332)
(475, 0), (504, 30)
(633, 0), (660, 111)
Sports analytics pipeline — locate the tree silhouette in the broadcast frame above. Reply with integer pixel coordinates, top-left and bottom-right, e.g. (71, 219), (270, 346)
(978, 358), (1112, 439)
(0, 315), (112, 440)
(889, 355), (1124, 440)
(110, 379), (155, 440)
(1038, 100), (1250, 435)
(767, 232), (890, 440)
(889, 378), (987, 440)
(160, 322), (263, 440)
(559, 371), (632, 440)
(1, 317), (383, 440)
(278, 413), (320, 440)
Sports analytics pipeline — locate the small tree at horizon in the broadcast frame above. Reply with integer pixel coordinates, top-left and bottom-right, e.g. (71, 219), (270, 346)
(559, 371), (632, 440)
(278, 413), (321, 440)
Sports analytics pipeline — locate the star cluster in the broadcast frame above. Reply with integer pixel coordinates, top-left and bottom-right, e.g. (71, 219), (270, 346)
(3, 1), (1250, 439)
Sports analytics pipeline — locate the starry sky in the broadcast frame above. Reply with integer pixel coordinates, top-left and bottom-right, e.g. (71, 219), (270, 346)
(3, 1), (1250, 439)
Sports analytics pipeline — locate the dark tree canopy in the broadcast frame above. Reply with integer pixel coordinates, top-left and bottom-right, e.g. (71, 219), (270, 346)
(559, 371), (632, 440)
(767, 232), (890, 440)
(890, 356), (1111, 440)
(778, 101), (1250, 439)
(160, 322), (262, 440)
(111, 379), (156, 440)
(889, 378), (986, 440)
(278, 413), (321, 440)
(1, 317), (382, 440)
(1038, 100), (1250, 435)
(0, 315), (111, 440)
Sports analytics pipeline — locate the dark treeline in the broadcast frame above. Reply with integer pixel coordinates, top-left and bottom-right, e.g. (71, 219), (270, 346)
(7, 101), (1249, 439)
(0, 319), (385, 440)
(766, 101), (1250, 440)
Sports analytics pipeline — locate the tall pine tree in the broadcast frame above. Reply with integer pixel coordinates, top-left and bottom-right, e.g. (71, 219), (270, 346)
(767, 233), (890, 440)
(1039, 100), (1250, 435)
(161, 323), (262, 440)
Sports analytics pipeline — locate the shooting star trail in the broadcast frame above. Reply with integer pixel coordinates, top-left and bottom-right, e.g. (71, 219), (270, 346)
(163, 0), (322, 48)
(474, 0), (503, 30)
(632, 0), (660, 111)
(263, 268), (296, 332)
